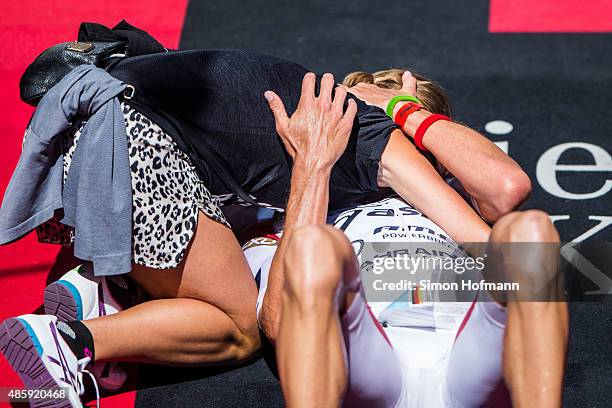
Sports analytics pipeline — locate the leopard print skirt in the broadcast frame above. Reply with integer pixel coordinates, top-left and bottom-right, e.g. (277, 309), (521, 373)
(36, 103), (229, 269)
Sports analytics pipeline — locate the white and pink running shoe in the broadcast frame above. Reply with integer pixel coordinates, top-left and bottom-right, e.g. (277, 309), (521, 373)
(43, 264), (136, 391)
(0, 314), (99, 408)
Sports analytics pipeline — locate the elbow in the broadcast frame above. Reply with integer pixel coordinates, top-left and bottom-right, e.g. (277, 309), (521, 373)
(503, 170), (532, 210)
(487, 171), (532, 222)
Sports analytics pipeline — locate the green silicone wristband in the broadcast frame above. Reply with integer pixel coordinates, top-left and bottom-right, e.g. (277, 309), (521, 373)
(385, 95), (422, 118)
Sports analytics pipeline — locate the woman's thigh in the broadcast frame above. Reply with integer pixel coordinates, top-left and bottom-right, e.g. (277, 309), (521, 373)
(130, 212), (259, 331)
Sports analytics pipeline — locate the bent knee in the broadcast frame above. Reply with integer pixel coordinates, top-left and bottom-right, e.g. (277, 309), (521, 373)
(176, 320), (261, 365)
(286, 225), (350, 259)
(216, 316), (261, 363)
(283, 225), (351, 306)
(232, 325), (261, 361)
(493, 210), (559, 243)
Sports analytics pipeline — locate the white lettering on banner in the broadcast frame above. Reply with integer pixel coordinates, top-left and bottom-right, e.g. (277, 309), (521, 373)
(551, 215), (612, 296)
(494, 141), (509, 154)
(488, 126), (610, 238)
(550, 215), (612, 242)
(536, 142), (612, 200)
(549, 215), (571, 224)
(485, 120), (514, 135)
(561, 243), (612, 296)
(570, 216), (612, 242)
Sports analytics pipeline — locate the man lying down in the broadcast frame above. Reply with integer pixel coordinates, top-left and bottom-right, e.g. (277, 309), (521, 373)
(242, 76), (568, 407)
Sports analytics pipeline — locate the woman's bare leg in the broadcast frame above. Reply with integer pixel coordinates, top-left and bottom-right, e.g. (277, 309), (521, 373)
(83, 213), (261, 365)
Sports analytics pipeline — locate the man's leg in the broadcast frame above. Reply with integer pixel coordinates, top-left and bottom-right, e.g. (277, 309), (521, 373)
(444, 210), (568, 407)
(276, 225), (403, 408)
(494, 211), (568, 407)
(276, 225), (355, 407)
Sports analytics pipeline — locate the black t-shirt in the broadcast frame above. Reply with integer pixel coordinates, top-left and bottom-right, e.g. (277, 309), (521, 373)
(110, 49), (398, 211)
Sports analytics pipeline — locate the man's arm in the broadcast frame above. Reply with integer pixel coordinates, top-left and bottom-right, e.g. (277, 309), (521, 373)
(259, 72), (357, 342)
(380, 130), (491, 244)
(397, 108), (531, 222)
(344, 72), (531, 222)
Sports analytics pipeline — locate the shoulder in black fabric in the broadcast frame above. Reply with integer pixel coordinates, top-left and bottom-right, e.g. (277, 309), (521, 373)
(110, 49), (398, 211)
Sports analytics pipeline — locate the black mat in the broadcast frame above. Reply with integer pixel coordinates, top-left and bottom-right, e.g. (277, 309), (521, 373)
(135, 1), (612, 406)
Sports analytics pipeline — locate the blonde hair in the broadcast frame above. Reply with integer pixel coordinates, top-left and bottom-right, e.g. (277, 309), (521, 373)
(342, 69), (452, 117)
(342, 69), (452, 177)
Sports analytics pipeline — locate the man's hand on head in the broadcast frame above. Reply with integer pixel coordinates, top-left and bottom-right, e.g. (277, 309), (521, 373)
(264, 72), (357, 172)
(341, 71), (418, 118)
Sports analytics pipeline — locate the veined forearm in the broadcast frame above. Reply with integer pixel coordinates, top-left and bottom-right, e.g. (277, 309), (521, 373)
(261, 163), (332, 341)
(284, 162), (331, 232)
(260, 72), (356, 341)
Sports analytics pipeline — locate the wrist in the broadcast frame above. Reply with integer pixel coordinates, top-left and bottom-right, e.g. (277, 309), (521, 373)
(386, 95), (421, 118)
(392, 101), (409, 118)
(402, 109), (431, 138)
(292, 157), (333, 176)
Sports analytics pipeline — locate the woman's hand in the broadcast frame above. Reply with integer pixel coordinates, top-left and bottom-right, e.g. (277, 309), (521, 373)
(341, 71), (417, 114)
(265, 72), (358, 171)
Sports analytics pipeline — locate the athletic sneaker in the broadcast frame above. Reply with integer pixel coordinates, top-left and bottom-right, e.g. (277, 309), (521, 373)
(43, 264), (126, 322)
(0, 314), (99, 408)
(44, 265), (133, 391)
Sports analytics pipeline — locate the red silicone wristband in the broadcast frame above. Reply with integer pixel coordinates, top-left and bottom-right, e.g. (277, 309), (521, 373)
(393, 102), (422, 129)
(414, 114), (451, 151)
